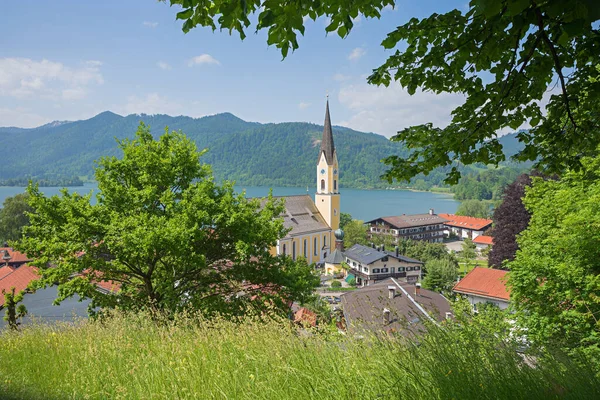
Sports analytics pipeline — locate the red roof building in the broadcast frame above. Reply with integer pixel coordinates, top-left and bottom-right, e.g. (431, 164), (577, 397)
(439, 214), (493, 240)
(0, 265), (39, 306)
(453, 267), (510, 310)
(473, 235), (494, 245)
(0, 247), (32, 268)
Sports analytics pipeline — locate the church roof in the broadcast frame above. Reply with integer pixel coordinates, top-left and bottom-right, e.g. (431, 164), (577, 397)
(319, 100), (336, 165)
(264, 195), (331, 238)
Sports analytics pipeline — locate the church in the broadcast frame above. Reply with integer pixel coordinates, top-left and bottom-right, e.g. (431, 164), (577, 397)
(271, 100), (340, 264)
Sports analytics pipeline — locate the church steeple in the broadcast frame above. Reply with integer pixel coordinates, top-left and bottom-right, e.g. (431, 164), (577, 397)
(315, 98), (340, 234)
(319, 99), (336, 165)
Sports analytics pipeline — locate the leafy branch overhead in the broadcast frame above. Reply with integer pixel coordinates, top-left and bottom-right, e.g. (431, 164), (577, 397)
(168, 0), (600, 183)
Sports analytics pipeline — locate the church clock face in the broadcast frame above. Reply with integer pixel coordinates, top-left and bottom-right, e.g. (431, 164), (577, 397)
(320, 169), (326, 174)
(334, 169), (338, 175)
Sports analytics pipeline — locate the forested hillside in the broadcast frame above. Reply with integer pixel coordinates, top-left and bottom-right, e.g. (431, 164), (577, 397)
(0, 112), (525, 189)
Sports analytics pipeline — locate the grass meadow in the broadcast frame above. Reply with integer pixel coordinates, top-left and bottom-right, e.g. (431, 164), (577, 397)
(0, 312), (598, 399)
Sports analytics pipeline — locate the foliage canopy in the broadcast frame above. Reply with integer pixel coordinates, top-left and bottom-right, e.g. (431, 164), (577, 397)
(18, 123), (318, 316)
(508, 153), (600, 362)
(168, 0), (600, 183)
(0, 193), (32, 243)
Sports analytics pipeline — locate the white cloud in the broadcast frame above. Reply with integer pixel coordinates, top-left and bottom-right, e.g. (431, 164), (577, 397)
(188, 54), (221, 67)
(0, 107), (50, 128)
(120, 93), (183, 116)
(338, 81), (464, 138)
(0, 58), (103, 100)
(348, 47), (366, 61)
(157, 61), (172, 70)
(143, 21), (158, 28)
(333, 73), (351, 82)
(298, 102), (311, 110)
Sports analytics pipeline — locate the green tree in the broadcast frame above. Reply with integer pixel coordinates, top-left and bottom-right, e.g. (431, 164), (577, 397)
(17, 123), (318, 317)
(169, 0), (600, 183)
(2, 287), (28, 330)
(339, 212), (352, 230)
(461, 238), (477, 271)
(508, 153), (600, 362)
(456, 200), (492, 219)
(399, 239), (458, 266)
(343, 219), (368, 248)
(0, 193), (32, 243)
(422, 259), (458, 293)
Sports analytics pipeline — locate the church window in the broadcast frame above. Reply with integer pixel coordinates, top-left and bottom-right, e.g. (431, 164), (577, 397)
(282, 244), (286, 255)
(334, 209), (337, 216)
(334, 180), (337, 191)
(292, 242), (296, 260)
(320, 179), (325, 191)
(314, 237), (317, 255)
(303, 239), (307, 257)
(323, 235), (327, 247)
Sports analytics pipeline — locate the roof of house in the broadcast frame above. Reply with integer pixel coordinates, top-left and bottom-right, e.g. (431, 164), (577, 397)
(0, 265), (15, 280)
(0, 264), (39, 306)
(341, 278), (452, 335)
(473, 235), (494, 245)
(344, 244), (423, 265)
(453, 267), (510, 301)
(365, 214), (448, 229)
(319, 99), (336, 165)
(293, 307), (317, 327)
(324, 248), (344, 264)
(438, 214), (493, 231)
(267, 195), (331, 238)
(0, 247), (32, 265)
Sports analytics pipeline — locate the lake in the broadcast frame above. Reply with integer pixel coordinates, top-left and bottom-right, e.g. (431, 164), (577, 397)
(0, 183), (458, 221)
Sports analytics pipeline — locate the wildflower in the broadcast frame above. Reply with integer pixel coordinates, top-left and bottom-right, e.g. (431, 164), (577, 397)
(446, 370), (452, 376)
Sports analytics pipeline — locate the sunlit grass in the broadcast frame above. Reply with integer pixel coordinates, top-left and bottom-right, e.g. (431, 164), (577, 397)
(0, 311), (597, 399)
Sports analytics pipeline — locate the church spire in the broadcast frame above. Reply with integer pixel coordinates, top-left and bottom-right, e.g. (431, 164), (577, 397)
(320, 98), (335, 165)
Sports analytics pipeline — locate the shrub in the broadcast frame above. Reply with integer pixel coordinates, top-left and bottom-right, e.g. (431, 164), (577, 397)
(347, 278), (356, 287)
(330, 280), (342, 288)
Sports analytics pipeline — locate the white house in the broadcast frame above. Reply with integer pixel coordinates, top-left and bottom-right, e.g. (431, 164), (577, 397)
(439, 214), (493, 240)
(453, 267), (510, 311)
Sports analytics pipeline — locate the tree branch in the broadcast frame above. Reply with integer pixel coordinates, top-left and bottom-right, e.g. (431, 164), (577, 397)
(534, 7), (577, 129)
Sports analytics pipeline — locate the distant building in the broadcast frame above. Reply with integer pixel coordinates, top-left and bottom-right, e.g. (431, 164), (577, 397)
(472, 235), (494, 252)
(343, 243), (423, 286)
(365, 209), (448, 243)
(439, 214), (493, 240)
(341, 278), (452, 335)
(453, 267), (510, 311)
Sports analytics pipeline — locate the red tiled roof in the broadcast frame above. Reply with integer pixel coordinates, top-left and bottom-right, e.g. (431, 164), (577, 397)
(453, 267), (510, 301)
(0, 265), (39, 306)
(473, 235), (494, 245)
(0, 265), (15, 280)
(439, 214), (493, 231)
(293, 307), (317, 327)
(0, 247), (31, 265)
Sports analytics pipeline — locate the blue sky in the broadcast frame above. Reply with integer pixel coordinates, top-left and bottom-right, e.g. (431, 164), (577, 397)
(0, 0), (468, 137)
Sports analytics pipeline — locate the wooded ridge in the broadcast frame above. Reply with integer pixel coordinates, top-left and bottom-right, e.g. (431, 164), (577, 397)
(0, 111), (524, 189)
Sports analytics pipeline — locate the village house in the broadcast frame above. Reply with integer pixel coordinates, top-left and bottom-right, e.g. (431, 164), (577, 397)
(343, 243), (423, 286)
(453, 267), (510, 311)
(439, 214), (493, 240)
(341, 278), (452, 335)
(365, 209), (447, 244)
(472, 235), (494, 252)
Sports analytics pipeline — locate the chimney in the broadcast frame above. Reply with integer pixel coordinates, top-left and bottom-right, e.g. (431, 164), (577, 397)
(388, 285), (396, 299)
(383, 308), (391, 324)
(415, 282), (422, 297)
(429, 208), (434, 215)
(371, 242), (375, 249)
(395, 246), (399, 257)
(2, 250), (11, 262)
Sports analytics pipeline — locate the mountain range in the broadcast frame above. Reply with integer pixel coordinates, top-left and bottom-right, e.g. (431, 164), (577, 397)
(0, 111), (524, 189)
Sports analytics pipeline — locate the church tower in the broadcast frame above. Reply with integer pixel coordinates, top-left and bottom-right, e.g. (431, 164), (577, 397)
(315, 99), (340, 232)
